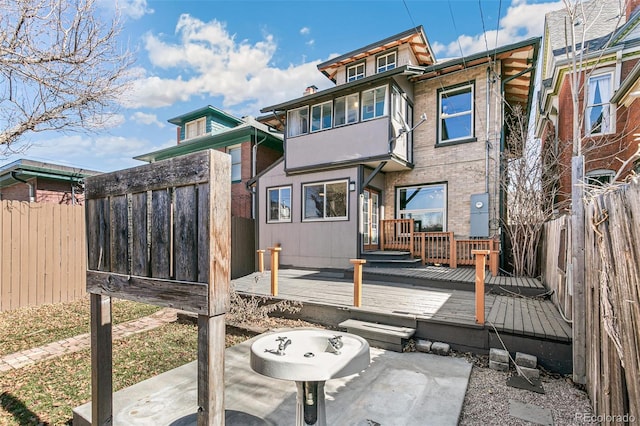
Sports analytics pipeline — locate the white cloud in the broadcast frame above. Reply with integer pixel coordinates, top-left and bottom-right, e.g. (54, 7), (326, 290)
(131, 111), (166, 128)
(306, 39), (315, 46)
(127, 15), (332, 111)
(300, 27), (311, 35)
(432, 0), (564, 58)
(119, 0), (153, 20)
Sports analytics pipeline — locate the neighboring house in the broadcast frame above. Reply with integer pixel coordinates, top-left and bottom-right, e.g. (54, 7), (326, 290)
(0, 159), (100, 204)
(135, 106), (283, 219)
(255, 26), (540, 269)
(536, 0), (640, 209)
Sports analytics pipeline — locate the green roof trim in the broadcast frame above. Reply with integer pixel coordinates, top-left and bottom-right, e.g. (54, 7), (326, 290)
(167, 105), (244, 127)
(0, 159), (101, 188)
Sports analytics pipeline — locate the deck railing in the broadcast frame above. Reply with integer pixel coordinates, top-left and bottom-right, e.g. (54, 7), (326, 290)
(381, 219), (497, 270)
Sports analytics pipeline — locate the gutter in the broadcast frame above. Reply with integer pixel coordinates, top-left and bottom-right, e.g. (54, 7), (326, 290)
(10, 171), (35, 202)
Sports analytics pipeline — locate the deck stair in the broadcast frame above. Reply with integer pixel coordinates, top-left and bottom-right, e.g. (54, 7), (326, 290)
(358, 250), (422, 268)
(339, 319), (415, 352)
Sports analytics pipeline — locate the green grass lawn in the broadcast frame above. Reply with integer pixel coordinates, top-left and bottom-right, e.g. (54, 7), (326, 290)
(0, 296), (160, 356)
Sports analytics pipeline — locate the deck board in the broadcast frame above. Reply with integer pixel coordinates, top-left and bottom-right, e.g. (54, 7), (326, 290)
(233, 269), (570, 341)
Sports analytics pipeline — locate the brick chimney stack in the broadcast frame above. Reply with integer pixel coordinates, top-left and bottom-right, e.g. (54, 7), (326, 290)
(303, 85), (318, 96)
(627, 0), (640, 19)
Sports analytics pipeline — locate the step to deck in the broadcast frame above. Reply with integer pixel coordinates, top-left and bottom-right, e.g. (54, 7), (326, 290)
(339, 319), (415, 352)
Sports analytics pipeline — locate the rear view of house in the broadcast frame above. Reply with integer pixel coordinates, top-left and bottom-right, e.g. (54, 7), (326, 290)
(256, 26), (539, 269)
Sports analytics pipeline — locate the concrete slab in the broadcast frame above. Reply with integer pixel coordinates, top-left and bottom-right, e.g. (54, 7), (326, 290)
(74, 334), (472, 426)
(508, 400), (554, 425)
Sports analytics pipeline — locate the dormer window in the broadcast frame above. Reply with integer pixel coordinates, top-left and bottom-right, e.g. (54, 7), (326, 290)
(377, 51), (396, 73)
(347, 63), (365, 82)
(185, 117), (206, 140)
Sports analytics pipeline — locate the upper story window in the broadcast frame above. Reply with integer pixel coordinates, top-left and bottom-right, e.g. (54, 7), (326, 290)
(227, 145), (241, 182)
(347, 63), (365, 82)
(185, 117), (206, 140)
(362, 86), (387, 121)
(586, 73), (613, 135)
(438, 84), (474, 144)
(311, 101), (333, 132)
(268, 186), (292, 223)
(303, 179), (348, 221)
(377, 51), (396, 73)
(287, 106), (309, 137)
(334, 94), (359, 126)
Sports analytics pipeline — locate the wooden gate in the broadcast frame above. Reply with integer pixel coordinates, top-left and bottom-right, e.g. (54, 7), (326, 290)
(85, 150), (230, 425)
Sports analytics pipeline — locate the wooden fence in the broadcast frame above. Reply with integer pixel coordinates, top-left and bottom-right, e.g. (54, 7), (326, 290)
(541, 215), (572, 320)
(231, 216), (255, 279)
(584, 181), (640, 421)
(0, 201), (86, 312)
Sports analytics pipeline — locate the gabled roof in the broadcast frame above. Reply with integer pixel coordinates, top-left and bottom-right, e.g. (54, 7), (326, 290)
(167, 105), (244, 127)
(0, 159), (101, 188)
(317, 26), (436, 83)
(135, 116), (283, 163)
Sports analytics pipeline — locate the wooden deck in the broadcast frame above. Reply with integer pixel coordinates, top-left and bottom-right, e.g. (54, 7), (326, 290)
(232, 268), (569, 341)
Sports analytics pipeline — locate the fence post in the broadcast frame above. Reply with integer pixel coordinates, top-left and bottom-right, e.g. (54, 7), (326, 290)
(350, 259), (366, 307)
(489, 250), (499, 277)
(256, 249), (265, 273)
(472, 250), (490, 325)
(268, 247), (281, 296)
(450, 233), (457, 269)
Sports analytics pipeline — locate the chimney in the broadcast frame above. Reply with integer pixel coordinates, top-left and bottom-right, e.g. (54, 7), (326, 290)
(303, 85), (318, 96)
(627, 0), (640, 19)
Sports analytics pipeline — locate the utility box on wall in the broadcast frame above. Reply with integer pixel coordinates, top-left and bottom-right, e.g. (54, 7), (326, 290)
(470, 193), (489, 238)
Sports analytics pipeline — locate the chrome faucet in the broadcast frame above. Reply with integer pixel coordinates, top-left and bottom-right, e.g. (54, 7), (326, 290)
(276, 336), (291, 355)
(327, 335), (343, 354)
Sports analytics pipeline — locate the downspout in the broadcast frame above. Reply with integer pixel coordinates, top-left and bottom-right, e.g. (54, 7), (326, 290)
(11, 171), (35, 202)
(486, 66), (491, 194)
(500, 65), (535, 271)
(250, 127), (268, 219)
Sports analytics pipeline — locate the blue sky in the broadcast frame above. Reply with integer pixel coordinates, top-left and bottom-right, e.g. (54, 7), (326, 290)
(3, 0), (566, 172)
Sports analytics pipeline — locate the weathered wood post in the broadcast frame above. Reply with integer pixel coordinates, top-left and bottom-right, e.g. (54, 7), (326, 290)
(449, 233), (457, 268)
(350, 259), (367, 307)
(257, 249), (265, 273)
(489, 250), (499, 277)
(269, 246), (281, 296)
(472, 250), (490, 325)
(84, 150), (230, 426)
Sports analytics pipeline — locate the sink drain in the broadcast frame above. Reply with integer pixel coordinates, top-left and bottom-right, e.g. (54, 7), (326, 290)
(304, 352), (315, 358)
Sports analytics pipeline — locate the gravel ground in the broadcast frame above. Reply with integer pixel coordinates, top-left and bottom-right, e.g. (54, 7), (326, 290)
(458, 354), (594, 426)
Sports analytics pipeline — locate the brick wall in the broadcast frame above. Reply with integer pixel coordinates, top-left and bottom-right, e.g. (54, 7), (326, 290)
(385, 65), (501, 238)
(0, 178), (84, 204)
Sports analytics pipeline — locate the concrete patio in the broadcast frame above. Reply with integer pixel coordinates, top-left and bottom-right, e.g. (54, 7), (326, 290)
(73, 331), (472, 425)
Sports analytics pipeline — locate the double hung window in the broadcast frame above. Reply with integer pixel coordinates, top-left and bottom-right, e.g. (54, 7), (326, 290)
(267, 186), (292, 222)
(185, 117), (206, 140)
(377, 52), (396, 73)
(438, 84), (473, 143)
(586, 73), (613, 135)
(311, 101), (333, 132)
(227, 145), (241, 182)
(334, 94), (359, 126)
(362, 86), (387, 121)
(287, 106), (309, 137)
(347, 63), (365, 82)
(303, 180), (348, 221)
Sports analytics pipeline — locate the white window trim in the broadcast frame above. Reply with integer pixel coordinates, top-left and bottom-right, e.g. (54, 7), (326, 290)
(302, 179), (349, 222)
(377, 51), (397, 73)
(311, 101), (333, 132)
(585, 71), (615, 136)
(347, 63), (365, 82)
(287, 106), (309, 138)
(267, 186), (292, 223)
(227, 144), (242, 182)
(396, 184), (448, 232)
(438, 84), (474, 144)
(361, 85), (388, 122)
(185, 117), (206, 140)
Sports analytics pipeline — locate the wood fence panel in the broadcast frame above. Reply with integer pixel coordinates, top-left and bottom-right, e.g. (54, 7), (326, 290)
(0, 201), (86, 312)
(231, 216), (256, 279)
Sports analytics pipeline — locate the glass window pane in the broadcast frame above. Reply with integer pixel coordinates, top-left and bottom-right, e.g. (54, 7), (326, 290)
(269, 189), (279, 221)
(325, 182), (347, 217)
(375, 87), (386, 117)
(280, 188), (291, 220)
(399, 187), (444, 210)
(304, 184), (324, 219)
(362, 89), (375, 120)
(335, 97), (346, 126)
(441, 90), (471, 115)
(311, 105), (322, 132)
(287, 108), (308, 137)
(442, 115), (472, 141)
(347, 94), (359, 123)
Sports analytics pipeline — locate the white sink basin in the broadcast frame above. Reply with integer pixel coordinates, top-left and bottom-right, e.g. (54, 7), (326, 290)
(250, 328), (370, 382)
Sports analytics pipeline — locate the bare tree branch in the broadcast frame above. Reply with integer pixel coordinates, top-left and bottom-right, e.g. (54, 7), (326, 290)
(0, 0), (134, 150)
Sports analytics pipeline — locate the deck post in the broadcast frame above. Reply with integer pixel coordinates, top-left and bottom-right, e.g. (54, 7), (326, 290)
(472, 250), (490, 325)
(90, 294), (112, 426)
(257, 249), (265, 273)
(449, 234), (457, 269)
(350, 259), (366, 307)
(489, 250), (499, 277)
(421, 233), (426, 265)
(269, 246), (281, 296)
